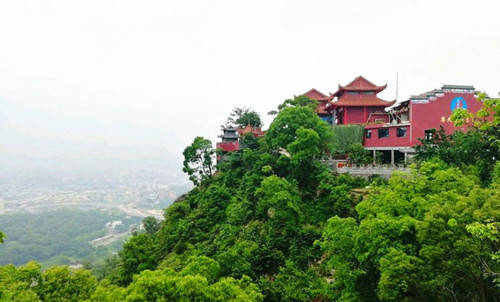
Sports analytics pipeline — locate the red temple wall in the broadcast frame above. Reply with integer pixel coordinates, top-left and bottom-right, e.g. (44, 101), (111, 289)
(361, 92), (484, 148)
(363, 125), (411, 147)
(343, 106), (389, 124)
(346, 107), (365, 124)
(216, 141), (240, 152)
(409, 92), (484, 146)
(366, 106), (389, 123)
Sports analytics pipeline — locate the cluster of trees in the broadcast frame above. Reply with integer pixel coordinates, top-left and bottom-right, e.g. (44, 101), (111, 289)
(0, 257), (262, 301)
(0, 94), (499, 301)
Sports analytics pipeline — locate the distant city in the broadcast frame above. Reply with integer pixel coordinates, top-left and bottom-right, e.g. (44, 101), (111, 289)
(0, 159), (191, 218)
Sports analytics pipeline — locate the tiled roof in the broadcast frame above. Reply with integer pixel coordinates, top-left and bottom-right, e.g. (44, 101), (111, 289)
(334, 76), (387, 96)
(442, 84), (474, 90)
(302, 88), (332, 101)
(316, 102), (330, 114)
(301, 88), (334, 115)
(331, 95), (395, 107)
(237, 125), (265, 137)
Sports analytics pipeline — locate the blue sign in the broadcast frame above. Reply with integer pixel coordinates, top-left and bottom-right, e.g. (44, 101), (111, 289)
(450, 96), (467, 111)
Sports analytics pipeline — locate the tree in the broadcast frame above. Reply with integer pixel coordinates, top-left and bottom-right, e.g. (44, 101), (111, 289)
(319, 161), (500, 301)
(183, 136), (215, 185)
(0, 261), (42, 301)
(142, 216), (159, 235)
(255, 175), (301, 229)
(466, 220), (500, 288)
(277, 95), (319, 112)
(287, 127), (322, 188)
(266, 106), (332, 153)
(87, 280), (127, 302)
(452, 92), (499, 148)
(225, 107), (263, 128)
(347, 143), (372, 165)
(331, 125), (365, 155)
(126, 257), (263, 302)
(37, 266), (97, 302)
(118, 233), (158, 285)
(271, 260), (329, 302)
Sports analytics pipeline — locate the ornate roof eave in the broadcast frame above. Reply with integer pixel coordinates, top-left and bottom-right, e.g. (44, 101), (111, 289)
(329, 101), (396, 107)
(326, 99), (396, 111)
(302, 88), (334, 101)
(332, 76), (387, 97)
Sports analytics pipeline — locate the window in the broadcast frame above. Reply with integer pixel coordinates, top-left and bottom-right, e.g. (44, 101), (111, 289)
(361, 91), (374, 95)
(366, 130), (372, 138)
(424, 129), (435, 141)
(397, 127), (407, 137)
(378, 128), (389, 138)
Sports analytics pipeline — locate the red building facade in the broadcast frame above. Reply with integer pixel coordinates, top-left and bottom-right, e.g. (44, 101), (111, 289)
(302, 77), (485, 164)
(362, 84), (483, 162)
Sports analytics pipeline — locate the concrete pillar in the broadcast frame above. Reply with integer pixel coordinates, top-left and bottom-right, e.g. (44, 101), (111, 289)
(373, 150), (376, 165)
(404, 152), (407, 165)
(391, 149), (395, 166)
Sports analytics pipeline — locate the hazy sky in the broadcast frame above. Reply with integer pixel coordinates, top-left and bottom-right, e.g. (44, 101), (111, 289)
(1, 0), (499, 172)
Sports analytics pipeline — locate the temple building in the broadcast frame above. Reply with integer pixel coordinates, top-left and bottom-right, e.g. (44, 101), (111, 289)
(216, 124), (265, 161)
(216, 75), (485, 166)
(328, 76), (395, 125)
(363, 84), (483, 163)
(301, 76), (485, 164)
(301, 76), (395, 125)
(216, 126), (240, 153)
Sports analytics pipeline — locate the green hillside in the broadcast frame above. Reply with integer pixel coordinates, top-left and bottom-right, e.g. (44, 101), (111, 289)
(0, 209), (141, 267)
(0, 96), (499, 301)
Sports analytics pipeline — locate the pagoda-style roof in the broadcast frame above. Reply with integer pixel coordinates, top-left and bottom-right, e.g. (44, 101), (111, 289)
(333, 76), (387, 97)
(301, 88), (333, 115)
(302, 88), (332, 101)
(330, 95), (395, 107)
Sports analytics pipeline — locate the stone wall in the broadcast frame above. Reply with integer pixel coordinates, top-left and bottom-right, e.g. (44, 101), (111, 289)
(322, 160), (410, 179)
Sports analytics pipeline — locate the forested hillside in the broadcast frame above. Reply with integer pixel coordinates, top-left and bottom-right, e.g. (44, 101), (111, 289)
(0, 209), (141, 267)
(0, 95), (499, 301)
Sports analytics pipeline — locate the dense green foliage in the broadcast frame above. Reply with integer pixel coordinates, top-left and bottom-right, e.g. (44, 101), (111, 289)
(0, 209), (140, 267)
(0, 257), (262, 302)
(320, 161), (500, 301)
(183, 136), (215, 185)
(276, 95), (319, 112)
(226, 107), (263, 128)
(330, 124), (365, 155)
(1, 97), (499, 301)
(348, 143), (372, 165)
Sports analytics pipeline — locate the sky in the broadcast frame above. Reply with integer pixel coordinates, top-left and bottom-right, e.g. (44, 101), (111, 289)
(0, 0), (499, 175)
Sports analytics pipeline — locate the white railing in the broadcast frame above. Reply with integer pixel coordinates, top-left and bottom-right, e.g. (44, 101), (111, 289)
(322, 160), (410, 178)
